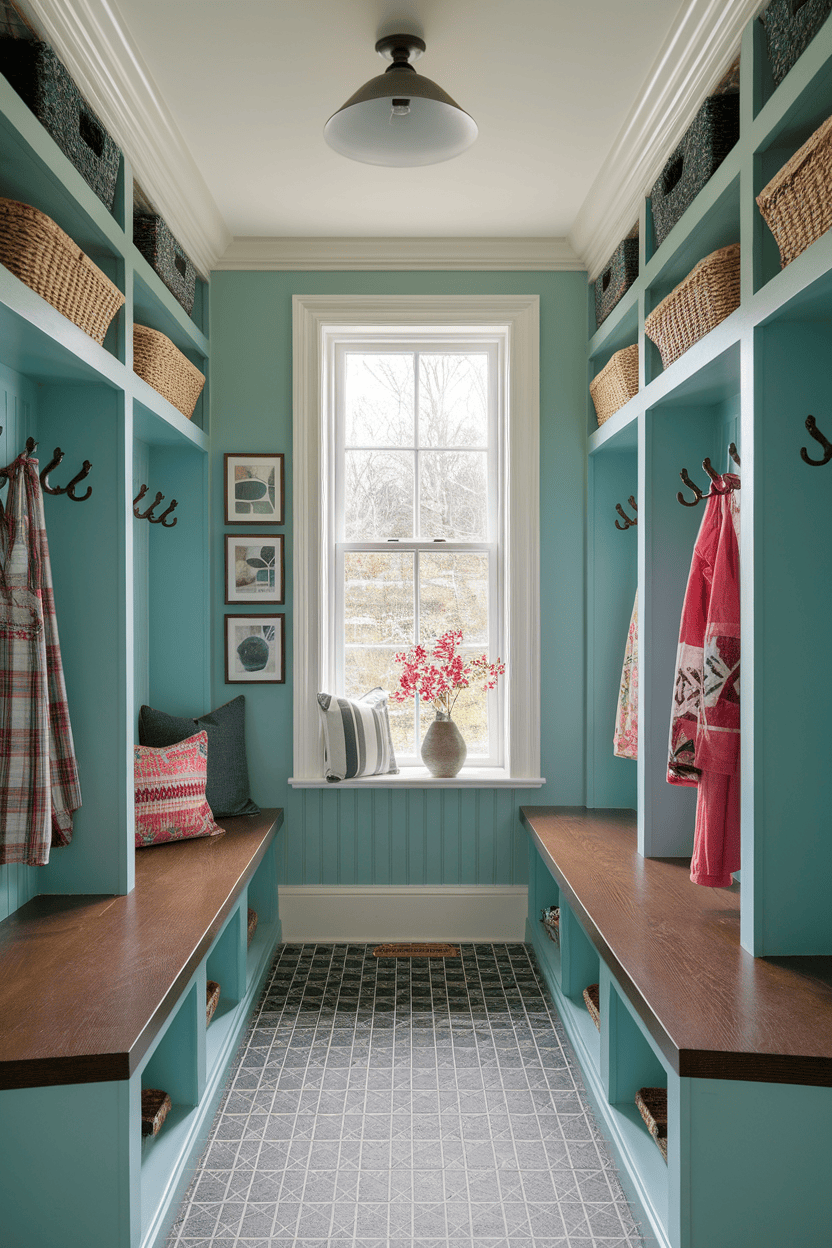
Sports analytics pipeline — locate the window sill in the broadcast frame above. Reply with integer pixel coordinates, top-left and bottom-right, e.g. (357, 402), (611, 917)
(289, 768), (546, 790)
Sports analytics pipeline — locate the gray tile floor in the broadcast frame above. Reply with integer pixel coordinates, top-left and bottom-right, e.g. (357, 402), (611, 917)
(167, 943), (647, 1247)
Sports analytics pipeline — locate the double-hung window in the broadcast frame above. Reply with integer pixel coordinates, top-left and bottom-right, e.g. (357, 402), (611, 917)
(333, 337), (502, 766)
(292, 295), (542, 787)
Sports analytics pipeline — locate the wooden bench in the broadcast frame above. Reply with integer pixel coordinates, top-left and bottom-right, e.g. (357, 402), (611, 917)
(0, 808), (284, 1248)
(522, 806), (832, 1248)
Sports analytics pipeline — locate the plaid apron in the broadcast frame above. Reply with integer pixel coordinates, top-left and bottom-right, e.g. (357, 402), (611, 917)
(0, 453), (81, 864)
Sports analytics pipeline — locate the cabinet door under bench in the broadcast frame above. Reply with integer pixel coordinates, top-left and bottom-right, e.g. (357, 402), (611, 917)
(522, 806), (832, 1248)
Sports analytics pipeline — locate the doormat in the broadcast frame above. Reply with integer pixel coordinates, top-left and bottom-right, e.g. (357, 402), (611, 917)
(372, 942), (460, 958)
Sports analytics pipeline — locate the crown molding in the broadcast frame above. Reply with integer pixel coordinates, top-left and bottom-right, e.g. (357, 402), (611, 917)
(217, 236), (583, 271)
(571, 0), (768, 281)
(17, 0), (230, 276)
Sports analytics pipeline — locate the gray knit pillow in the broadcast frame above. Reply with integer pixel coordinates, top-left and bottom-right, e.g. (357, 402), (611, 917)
(138, 695), (259, 817)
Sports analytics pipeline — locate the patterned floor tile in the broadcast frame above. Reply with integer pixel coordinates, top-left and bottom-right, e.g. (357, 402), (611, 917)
(165, 943), (647, 1247)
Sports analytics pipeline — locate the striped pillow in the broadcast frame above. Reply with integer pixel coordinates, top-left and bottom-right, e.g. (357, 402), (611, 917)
(134, 731), (225, 847)
(317, 688), (399, 782)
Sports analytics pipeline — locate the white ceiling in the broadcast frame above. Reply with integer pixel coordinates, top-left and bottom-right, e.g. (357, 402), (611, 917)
(111, 0), (683, 241)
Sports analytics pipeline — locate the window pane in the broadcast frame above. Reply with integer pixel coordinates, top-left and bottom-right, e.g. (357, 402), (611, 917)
(345, 353), (414, 447)
(419, 353), (488, 447)
(419, 450), (487, 540)
(419, 552), (488, 645)
(344, 551), (414, 646)
(344, 450), (414, 540)
(344, 646), (415, 756)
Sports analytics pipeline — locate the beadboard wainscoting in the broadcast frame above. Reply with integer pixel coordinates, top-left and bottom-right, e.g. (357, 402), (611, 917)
(278, 884), (529, 942)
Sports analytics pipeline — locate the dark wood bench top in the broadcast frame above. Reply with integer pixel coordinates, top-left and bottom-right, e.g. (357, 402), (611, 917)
(522, 806), (832, 1087)
(0, 809), (283, 1090)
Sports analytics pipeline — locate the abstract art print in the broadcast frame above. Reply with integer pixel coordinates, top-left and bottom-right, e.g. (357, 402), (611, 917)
(225, 614), (285, 684)
(224, 453), (284, 524)
(225, 534), (285, 604)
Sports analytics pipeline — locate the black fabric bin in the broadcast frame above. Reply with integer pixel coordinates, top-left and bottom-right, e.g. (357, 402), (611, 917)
(650, 93), (740, 251)
(133, 213), (197, 316)
(0, 37), (120, 211)
(761, 0), (832, 88)
(594, 235), (639, 328)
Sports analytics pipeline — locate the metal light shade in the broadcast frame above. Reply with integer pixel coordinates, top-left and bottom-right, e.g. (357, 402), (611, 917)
(324, 34), (478, 167)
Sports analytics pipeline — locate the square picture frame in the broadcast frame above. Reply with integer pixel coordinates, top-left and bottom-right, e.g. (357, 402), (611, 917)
(224, 452), (285, 524)
(224, 534), (285, 605)
(225, 614), (286, 684)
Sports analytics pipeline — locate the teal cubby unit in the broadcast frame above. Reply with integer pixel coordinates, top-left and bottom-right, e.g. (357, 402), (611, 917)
(584, 4), (832, 956)
(586, 444), (638, 810)
(139, 978), (204, 1248)
(527, 838), (560, 982)
(0, 51), (212, 903)
(246, 834), (281, 987)
(600, 970), (670, 1238)
(205, 903), (247, 1073)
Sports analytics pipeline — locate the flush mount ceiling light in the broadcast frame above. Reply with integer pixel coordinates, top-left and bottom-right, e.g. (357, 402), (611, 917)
(324, 33), (478, 167)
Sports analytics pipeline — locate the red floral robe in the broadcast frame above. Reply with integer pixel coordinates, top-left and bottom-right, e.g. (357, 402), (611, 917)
(668, 474), (740, 887)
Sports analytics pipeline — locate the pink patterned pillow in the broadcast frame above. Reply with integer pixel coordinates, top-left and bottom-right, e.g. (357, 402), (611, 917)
(134, 731), (224, 847)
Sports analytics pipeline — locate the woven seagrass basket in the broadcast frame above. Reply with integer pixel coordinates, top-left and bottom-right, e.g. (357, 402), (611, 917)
(134, 212), (196, 315)
(650, 94), (740, 250)
(206, 980), (221, 1025)
(761, 0), (832, 88)
(590, 344), (639, 427)
(636, 1087), (668, 1162)
(141, 1088), (172, 1137)
(0, 37), (120, 210)
(0, 198), (124, 343)
(583, 983), (600, 1031)
(133, 324), (205, 419)
(644, 244), (741, 369)
(757, 114), (832, 267)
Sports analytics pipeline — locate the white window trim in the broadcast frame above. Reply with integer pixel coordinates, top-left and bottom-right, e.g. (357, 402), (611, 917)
(291, 295), (543, 788)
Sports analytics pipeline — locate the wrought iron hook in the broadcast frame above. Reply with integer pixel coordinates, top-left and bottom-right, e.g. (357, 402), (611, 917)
(800, 415), (832, 467)
(677, 468), (704, 507)
(702, 457), (721, 485)
(40, 448), (93, 501)
(614, 496), (638, 530)
(150, 498), (178, 528)
(133, 486), (165, 521)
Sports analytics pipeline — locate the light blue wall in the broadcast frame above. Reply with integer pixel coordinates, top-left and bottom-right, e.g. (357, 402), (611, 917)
(210, 270), (588, 885)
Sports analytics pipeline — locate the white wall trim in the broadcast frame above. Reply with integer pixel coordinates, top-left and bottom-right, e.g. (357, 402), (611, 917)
(217, 236), (583, 271)
(292, 294), (541, 784)
(17, 0), (230, 276)
(278, 885), (529, 943)
(571, 0), (767, 280)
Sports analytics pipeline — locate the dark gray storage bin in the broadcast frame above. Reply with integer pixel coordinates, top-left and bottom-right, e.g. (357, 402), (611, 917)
(133, 212), (196, 316)
(0, 37), (120, 211)
(594, 233), (639, 328)
(761, 0), (832, 87)
(650, 93), (740, 251)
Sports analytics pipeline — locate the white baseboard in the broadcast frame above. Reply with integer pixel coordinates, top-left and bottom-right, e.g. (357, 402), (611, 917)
(277, 885), (529, 943)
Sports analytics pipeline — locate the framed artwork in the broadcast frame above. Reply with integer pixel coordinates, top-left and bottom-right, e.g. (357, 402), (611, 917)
(225, 614), (286, 684)
(225, 534), (285, 604)
(224, 452), (284, 524)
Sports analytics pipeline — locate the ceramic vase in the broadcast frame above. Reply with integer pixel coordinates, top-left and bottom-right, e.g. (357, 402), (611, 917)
(420, 713), (467, 777)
